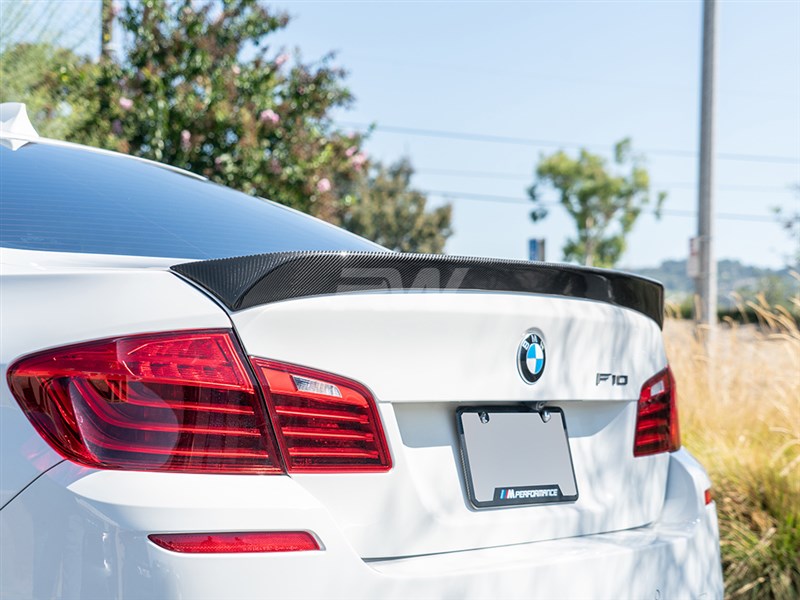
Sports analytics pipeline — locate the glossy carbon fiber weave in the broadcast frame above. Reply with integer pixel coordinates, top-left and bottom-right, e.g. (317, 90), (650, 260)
(171, 252), (664, 327)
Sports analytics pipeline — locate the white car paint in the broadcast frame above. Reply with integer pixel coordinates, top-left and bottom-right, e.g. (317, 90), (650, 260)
(229, 291), (669, 558)
(0, 125), (723, 599)
(0, 444), (721, 599)
(0, 248), (229, 507)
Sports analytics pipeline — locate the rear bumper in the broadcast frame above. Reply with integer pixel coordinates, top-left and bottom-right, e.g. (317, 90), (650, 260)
(0, 449), (722, 600)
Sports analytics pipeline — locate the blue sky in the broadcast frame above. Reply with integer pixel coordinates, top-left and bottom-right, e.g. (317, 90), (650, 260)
(269, 1), (799, 268)
(12, 0), (800, 268)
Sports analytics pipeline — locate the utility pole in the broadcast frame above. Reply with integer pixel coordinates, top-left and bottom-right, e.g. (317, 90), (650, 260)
(100, 0), (114, 61)
(695, 0), (718, 332)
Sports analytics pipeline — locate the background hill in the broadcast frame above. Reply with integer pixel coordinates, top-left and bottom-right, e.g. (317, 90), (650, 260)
(627, 259), (799, 308)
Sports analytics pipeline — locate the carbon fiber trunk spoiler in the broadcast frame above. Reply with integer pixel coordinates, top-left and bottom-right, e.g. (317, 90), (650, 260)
(171, 252), (664, 327)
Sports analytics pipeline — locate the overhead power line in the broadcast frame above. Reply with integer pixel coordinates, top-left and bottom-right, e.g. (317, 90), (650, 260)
(419, 188), (779, 223)
(341, 122), (800, 165)
(413, 167), (794, 193)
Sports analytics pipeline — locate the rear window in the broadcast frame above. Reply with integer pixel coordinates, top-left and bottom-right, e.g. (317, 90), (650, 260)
(0, 142), (381, 259)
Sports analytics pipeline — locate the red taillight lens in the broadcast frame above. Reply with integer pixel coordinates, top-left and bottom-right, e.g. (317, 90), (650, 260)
(633, 366), (680, 457)
(252, 359), (392, 472)
(7, 330), (282, 474)
(148, 531), (320, 553)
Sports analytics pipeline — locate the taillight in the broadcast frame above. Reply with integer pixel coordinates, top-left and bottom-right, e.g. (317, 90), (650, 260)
(633, 366), (680, 457)
(7, 330), (282, 474)
(252, 359), (392, 472)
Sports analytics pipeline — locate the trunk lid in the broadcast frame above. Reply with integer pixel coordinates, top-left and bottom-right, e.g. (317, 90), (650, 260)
(172, 253), (670, 558)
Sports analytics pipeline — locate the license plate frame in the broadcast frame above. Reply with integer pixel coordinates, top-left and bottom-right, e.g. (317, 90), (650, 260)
(456, 406), (579, 509)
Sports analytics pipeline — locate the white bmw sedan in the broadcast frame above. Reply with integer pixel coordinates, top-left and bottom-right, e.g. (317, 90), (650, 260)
(0, 104), (723, 599)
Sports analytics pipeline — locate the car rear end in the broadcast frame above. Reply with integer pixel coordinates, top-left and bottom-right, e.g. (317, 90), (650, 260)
(0, 135), (723, 599)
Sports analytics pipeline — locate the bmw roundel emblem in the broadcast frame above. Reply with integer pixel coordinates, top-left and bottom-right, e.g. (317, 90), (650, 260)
(517, 333), (546, 384)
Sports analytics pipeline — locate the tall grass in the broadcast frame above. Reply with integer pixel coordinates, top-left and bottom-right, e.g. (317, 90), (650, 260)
(664, 295), (800, 599)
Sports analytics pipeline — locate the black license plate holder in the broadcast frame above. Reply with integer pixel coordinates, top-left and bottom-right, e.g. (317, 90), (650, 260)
(457, 406), (579, 509)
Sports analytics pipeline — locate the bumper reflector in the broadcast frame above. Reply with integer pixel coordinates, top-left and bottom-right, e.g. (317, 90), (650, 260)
(704, 488), (713, 505)
(148, 531), (320, 553)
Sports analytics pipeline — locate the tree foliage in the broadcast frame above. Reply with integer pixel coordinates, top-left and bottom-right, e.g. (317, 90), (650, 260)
(67, 0), (367, 223)
(0, 43), (98, 140)
(0, 0), (452, 250)
(342, 159), (453, 253)
(529, 139), (665, 268)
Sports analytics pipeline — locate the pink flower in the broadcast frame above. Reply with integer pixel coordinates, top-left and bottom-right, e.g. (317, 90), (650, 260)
(275, 53), (290, 67)
(350, 152), (368, 170)
(316, 178), (332, 193)
(118, 97), (133, 111)
(180, 129), (191, 151)
(111, 119), (123, 136)
(268, 158), (282, 175)
(345, 146), (358, 158)
(214, 156), (223, 167)
(259, 109), (280, 125)
(231, 64), (241, 76)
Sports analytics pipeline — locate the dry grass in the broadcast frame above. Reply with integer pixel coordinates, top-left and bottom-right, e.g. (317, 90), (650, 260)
(664, 296), (800, 600)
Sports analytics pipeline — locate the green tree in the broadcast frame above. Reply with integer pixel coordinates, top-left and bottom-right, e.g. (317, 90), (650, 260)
(528, 139), (665, 268)
(0, 43), (98, 139)
(342, 159), (453, 253)
(1, 0), (453, 248)
(1, 0), (101, 139)
(64, 0), (370, 224)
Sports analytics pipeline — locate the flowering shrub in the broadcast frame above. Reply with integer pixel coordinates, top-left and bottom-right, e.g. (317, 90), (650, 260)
(71, 0), (368, 221)
(1, 0), (452, 251)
